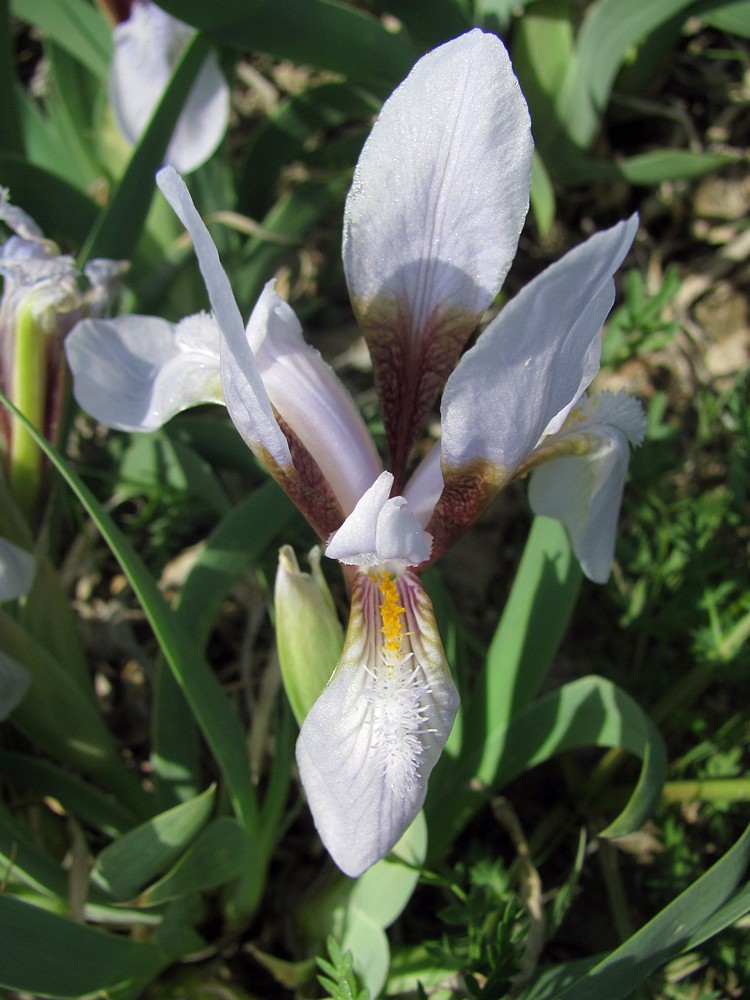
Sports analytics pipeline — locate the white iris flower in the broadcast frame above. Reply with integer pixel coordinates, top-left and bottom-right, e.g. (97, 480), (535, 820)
(66, 30), (645, 876)
(109, 1), (230, 174)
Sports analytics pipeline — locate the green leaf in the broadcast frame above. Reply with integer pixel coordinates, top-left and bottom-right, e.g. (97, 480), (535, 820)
(0, 610), (150, 818)
(41, 42), (102, 186)
(557, 0), (702, 148)
(0, 894), (165, 998)
(151, 479), (297, 807)
(543, 823), (750, 999)
(0, 751), (136, 837)
(555, 148), (736, 186)
(0, 801), (70, 900)
(426, 516), (581, 858)
(530, 150), (556, 235)
(491, 675), (667, 837)
(92, 786), (215, 901)
(511, 0), (574, 155)
(155, 0), (415, 95)
(0, 155), (100, 246)
(700, 0), (750, 38)
(0, 391), (259, 838)
(140, 817), (251, 905)
(480, 517), (581, 753)
(0, 0), (22, 153)
(11, 0), (112, 80)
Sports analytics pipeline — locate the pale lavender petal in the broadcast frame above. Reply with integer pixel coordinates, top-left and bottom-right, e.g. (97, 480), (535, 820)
(528, 392), (647, 582)
(156, 167), (291, 471)
(0, 539), (34, 601)
(529, 431), (630, 583)
(403, 442), (444, 528)
(249, 281), (381, 515)
(65, 313), (222, 431)
(110, 2), (228, 173)
(343, 28), (532, 337)
(343, 29), (533, 482)
(297, 571), (458, 877)
(440, 216), (639, 481)
(325, 472), (431, 569)
(0, 188), (43, 242)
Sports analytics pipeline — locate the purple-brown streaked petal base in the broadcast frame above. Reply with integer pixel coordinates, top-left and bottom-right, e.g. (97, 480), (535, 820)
(296, 569), (459, 877)
(352, 293), (481, 491)
(424, 457), (508, 565)
(257, 425), (345, 543)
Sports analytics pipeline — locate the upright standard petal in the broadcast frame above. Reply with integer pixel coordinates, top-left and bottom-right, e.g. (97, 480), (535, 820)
(429, 217), (638, 557)
(343, 29), (533, 485)
(158, 170), (379, 539)
(156, 168), (291, 473)
(65, 312), (222, 431)
(296, 569), (459, 877)
(526, 392), (647, 582)
(110, 2), (229, 173)
(248, 282), (381, 519)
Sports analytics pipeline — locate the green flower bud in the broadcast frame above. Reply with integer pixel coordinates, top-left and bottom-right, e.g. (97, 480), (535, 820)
(275, 545), (344, 726)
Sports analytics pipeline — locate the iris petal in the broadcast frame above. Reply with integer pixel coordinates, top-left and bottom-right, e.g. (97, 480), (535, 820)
(296, 570), (458, 876)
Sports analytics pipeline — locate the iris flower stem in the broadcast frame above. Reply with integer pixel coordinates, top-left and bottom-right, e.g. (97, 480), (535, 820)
(9, 302), (46, 523)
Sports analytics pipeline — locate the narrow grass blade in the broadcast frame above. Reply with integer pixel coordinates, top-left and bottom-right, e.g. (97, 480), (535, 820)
(156, 0), (415, 95)
(546, 823), (750, 1000)
(557, 0), (702, 148)
(11, 0), (111, 80)
(0, 391), (259, 836)
(0, 750), (137, 837)
(0, 0), (22, 153)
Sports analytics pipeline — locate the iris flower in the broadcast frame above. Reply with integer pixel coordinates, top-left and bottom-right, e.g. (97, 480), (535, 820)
(109, 0), (230, 174)
(0, 191), (123, 514)
(66, 30), (645, 876)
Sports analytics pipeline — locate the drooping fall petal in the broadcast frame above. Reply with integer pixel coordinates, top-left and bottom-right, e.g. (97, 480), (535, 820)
(65, 312), (222, 431)
(343, 29), (533, 484)
(527, 392), (647, 582)
(296, 569), (458, 877)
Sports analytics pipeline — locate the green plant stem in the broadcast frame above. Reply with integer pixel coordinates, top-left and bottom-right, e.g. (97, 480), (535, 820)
(661, 779), (750, 804)
(9, 303), (45, 522)
(597, 838), (635, 943)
